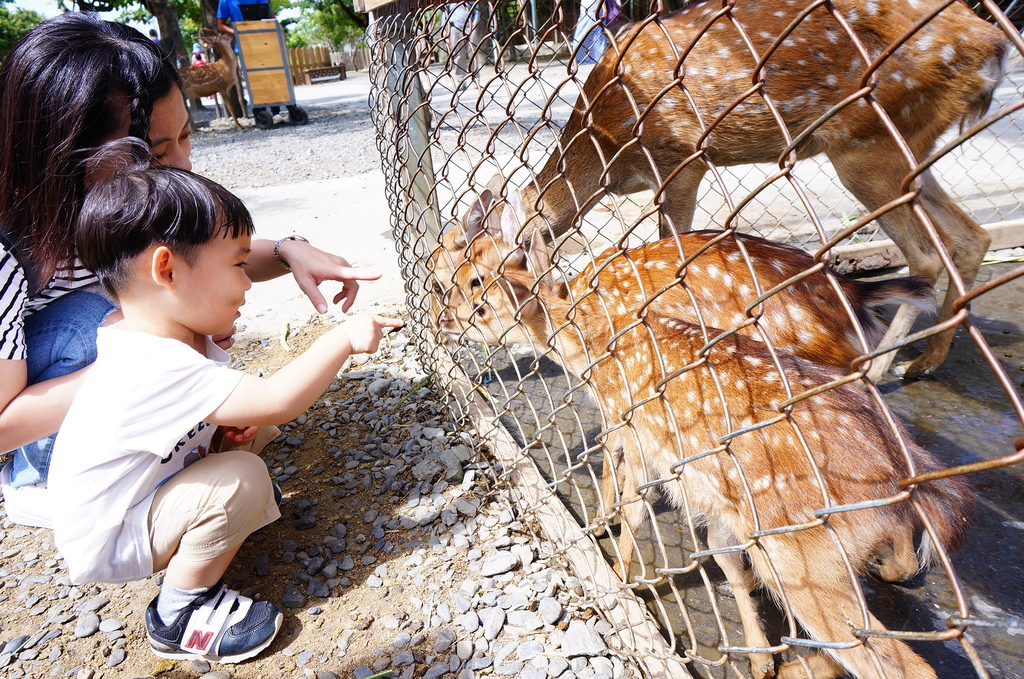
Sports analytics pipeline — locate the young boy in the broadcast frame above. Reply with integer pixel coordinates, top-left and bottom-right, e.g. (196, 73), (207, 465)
(48, 141), (402, 663)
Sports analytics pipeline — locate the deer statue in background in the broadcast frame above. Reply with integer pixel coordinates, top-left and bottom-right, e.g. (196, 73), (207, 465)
(179, 31), (243, 129)
(432, 0), (1010, 381)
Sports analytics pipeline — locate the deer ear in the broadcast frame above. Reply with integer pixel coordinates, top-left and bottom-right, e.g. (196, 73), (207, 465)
(465, 188), (495, 240)
(485, 173), (505, 195)
(502, 278), (539, 316)
(499, 187), (527, 246)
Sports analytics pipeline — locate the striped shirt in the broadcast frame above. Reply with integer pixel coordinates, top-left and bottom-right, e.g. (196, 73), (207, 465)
(0, 240), (99, 361)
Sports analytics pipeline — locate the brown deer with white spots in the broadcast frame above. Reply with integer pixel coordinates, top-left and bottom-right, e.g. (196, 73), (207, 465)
(445, 184), (934, 372)
(433, 0), (1009, 380)
(179, 32), (243, 129)
(438, 242), (973, 679)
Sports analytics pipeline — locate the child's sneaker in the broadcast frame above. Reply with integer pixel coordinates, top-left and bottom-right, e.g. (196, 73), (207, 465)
(145, 582), (282, 663)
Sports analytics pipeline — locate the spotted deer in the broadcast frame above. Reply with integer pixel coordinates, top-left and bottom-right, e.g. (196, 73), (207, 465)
(444, 185), (934, 372)
(179, 32), (243, 128)
(433, 0), (1009, 380)
(439, 251), (973, 679)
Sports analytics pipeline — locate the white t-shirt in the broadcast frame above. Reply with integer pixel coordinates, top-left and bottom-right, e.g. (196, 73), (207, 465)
(50, 327), (243, 584)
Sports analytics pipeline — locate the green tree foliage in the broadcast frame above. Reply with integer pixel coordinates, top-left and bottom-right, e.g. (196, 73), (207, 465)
(288, 0), (365, 48)
(0, 0), (45, 58)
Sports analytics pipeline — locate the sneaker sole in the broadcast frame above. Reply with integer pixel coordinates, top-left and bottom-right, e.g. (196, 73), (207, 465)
(148, 608), (283, 664)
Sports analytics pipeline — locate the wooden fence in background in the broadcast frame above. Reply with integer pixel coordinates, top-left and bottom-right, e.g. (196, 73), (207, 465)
(288, 44), (371, 84)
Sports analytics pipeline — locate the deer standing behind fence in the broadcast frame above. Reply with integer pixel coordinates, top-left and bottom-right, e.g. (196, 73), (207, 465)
(433, 0), (1009, 380)
(449, 182), (934, 371)
(179, 32), (243, 129)
(439, 234), (973, 679)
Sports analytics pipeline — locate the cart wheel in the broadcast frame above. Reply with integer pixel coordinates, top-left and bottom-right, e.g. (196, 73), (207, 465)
(287, 105), (309, 126)
(253, 108), (274, 130)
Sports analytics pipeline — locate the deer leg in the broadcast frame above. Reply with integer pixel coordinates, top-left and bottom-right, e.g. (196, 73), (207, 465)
(653, 162), (706, 238)
(828, 147), (947, 380)
(897, 172), (990, 378)
(707, 522), (776, 679)
(612, 465), (638, 581)
(750, 535), (936, 679)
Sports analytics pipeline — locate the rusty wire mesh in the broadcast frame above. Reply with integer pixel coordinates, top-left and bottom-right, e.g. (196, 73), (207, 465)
(368, 0), (1024, 676)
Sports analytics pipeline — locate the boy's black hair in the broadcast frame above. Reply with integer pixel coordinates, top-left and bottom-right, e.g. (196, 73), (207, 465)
(76, 139), (255, 296)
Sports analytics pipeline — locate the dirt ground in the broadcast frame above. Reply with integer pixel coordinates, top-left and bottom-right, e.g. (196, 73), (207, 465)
(0, 320), (604, 679)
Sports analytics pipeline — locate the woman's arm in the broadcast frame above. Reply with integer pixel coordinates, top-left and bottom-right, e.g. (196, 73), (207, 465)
(207, 315), (402, 426)
(0, 359), (27, 416)
(243, 237), (382, 314)
(0, 364), (86, 453)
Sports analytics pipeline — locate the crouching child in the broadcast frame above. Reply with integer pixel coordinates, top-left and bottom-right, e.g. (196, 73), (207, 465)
(48, 140), (402, 663)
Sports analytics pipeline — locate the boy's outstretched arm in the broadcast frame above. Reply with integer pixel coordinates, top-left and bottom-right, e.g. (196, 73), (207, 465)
(206, 315), (404, 426)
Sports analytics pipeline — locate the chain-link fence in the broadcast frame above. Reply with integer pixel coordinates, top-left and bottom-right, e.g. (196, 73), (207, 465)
(367, 0), (1024, 676)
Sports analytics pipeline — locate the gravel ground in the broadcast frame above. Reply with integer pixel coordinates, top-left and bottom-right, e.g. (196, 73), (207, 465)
(0, 81), (641, 679)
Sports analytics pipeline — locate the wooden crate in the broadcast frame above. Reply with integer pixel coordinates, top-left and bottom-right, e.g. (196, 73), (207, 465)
(236, 20), (293, 106)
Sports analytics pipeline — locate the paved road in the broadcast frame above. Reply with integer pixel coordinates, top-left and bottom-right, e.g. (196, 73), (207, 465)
(228, 74), (409, 343)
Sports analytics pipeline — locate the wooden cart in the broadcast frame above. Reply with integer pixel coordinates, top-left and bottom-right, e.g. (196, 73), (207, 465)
(235, 19), (308, 129)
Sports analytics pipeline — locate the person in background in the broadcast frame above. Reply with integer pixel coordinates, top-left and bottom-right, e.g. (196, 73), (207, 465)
(216, 0), (274, 37)
(445, 2), (485, 88)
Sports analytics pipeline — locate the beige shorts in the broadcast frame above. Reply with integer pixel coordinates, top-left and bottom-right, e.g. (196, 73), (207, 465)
(148, 448), (280, 570)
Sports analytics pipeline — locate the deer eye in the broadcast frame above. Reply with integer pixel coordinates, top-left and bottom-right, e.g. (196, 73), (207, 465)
(469, 277), (482, 289)
(475, 306), (486, 317)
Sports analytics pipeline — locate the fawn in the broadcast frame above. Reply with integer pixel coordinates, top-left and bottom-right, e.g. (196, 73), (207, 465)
(438, 237), (973, 679)
(433, 0), (1009, 380)
(179, 32), (243, 129)
(438, 185), (934, 372)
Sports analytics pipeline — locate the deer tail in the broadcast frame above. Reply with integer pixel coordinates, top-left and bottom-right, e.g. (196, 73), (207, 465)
(962, 39), (1009, 130)
(847, 274), (934, 347)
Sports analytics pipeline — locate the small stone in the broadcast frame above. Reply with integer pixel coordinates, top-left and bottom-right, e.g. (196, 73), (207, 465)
(507, 610), (543, 631)
(547, 656), (570, 677)
(105, 648), (126, 667)
(190, 659), (212, 673)
(282, 585), (307, 608)
(561, 620), (608, 657)
(479, 607), (506, 640)
(295, 515), (318, 530)
(455, 612), (479, 633)
(521, 666), (547, 679)
(368, 378), (391, 397)
(79, 596), (110, 613)
(74, 613), (100, 637)
(1, 636), (29, 655)
(424, 662), (450, 679)
(98, 618), (124, 633)
(539, 597), (562, 626)
(512, 640), (543, 662)
(480, 551), (521, 577)
(393, 649), (416, 666)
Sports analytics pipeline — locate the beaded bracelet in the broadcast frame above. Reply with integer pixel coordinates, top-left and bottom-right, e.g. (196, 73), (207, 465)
(273, 235), (308, 271)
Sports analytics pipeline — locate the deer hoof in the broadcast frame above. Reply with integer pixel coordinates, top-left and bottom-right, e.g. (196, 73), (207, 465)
(894, 358), (937, 380)
(749, 653), (776, 679)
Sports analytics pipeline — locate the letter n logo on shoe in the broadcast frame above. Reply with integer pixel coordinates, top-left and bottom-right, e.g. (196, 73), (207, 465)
(185, 630), (214, 651)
